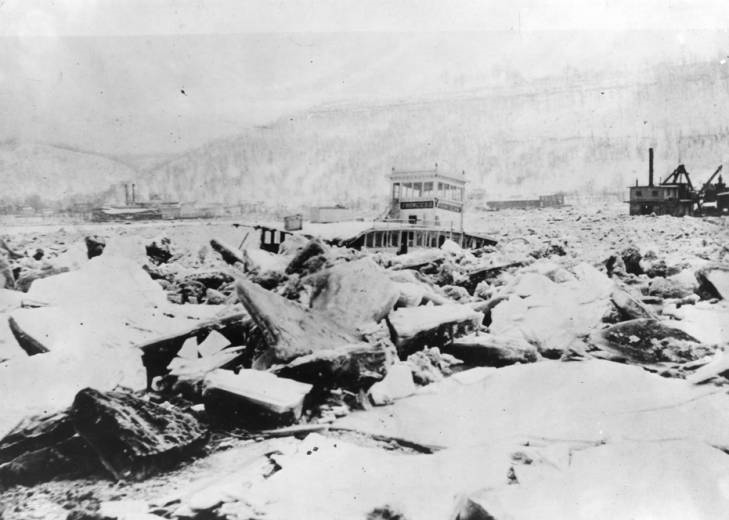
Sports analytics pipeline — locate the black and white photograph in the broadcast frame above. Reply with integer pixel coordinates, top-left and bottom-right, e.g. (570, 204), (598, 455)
(1, 1), (729, 518)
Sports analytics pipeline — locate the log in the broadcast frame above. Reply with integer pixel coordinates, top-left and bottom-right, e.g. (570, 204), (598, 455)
(210, 238), (245, 266)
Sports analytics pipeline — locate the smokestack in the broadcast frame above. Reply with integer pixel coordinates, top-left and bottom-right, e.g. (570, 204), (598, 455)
(648, 147), (654, 187)
(131, 184), (136, 205)
(124, 184), (129, 206)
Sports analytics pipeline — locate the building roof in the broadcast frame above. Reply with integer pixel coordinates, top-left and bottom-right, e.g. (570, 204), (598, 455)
(630, 184), (681, 189)
(301, 220), (401, 241)
(389, 168), (466, 186)
(98, 206), (158, 215)
(313, 205), (349, 210)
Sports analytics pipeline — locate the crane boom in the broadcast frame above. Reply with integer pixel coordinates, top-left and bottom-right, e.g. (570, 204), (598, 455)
(661, 164), (694, 190)
(699, 165), (723, 195)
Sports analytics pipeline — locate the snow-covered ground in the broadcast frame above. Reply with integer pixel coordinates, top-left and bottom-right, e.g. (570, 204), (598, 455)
(2, 203), (729, 519)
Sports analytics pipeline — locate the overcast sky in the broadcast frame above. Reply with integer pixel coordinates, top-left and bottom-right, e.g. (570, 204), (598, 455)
(0, 0), (727, 154)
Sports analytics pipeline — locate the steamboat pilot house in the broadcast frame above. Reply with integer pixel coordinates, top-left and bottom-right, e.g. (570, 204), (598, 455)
(385, 165), (466, 230)
(256, 164), (496, 253)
